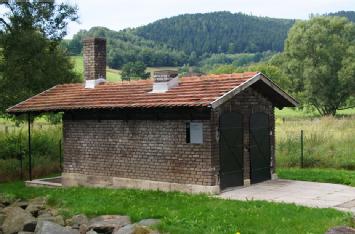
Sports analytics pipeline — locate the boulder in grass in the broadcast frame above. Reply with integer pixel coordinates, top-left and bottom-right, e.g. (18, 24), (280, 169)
(34, 221), (79, 234)
(88, 215), (131, 233)
(0, 195), (15, 207)
(137, 219), (161, 227)
(37, 214), (65, 226)
(85, 230), (98, 234)
(66, 214), (89, 229)
(25, 197), (47, 217)
(1, 206), (35, 234)
(28, 197), (47, 208)
(25, 205), (42, 217)
(0, 213), (6, 226)
(23, 220), (37, 232)
(325, 226), (355, 234)
(79, 223), (89, 234)
(113, 224), (160, 234)
(10, 201), (28, 210)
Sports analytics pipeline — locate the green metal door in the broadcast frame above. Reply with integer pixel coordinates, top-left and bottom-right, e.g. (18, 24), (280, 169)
(219, 112), (244, 189)
(250, 112), (271, 184)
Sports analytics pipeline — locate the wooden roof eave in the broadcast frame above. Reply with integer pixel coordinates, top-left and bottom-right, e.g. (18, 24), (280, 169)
(209, 72), (299, 109)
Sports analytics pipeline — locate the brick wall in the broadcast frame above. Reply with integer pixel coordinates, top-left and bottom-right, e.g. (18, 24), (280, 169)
(63, 119), (217, 186)
(62, 86), (275, 189)
(212, 87), (275, 182)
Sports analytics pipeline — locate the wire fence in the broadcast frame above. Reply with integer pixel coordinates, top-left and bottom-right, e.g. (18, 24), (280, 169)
(0, 123), (62, 182)
(0, 123), (54, 133)
(1, 118), (354, 182)
(276, 128), (354, 170)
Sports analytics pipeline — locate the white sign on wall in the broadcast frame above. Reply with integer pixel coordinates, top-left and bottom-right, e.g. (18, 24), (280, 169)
(190, 122), (203, 144)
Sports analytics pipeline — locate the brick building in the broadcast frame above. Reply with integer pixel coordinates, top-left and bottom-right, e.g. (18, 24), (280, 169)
(7, 38), (298, 194)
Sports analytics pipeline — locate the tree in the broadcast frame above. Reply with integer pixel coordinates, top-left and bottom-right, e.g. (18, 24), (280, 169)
(282, 16), (355, 116)
(208, 62), (290, 90)
(121, 61), (150, 80)
(0, 0), (80, 114)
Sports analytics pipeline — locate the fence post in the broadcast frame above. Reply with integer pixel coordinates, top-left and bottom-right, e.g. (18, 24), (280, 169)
(300, 130), (304, 168)
(19, 152), (23, 180)
(28, 113), (32, 181)
(59, 139), (62, 171)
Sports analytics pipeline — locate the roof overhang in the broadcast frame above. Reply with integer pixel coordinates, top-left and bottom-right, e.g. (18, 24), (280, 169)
(209, 72), (298, 109)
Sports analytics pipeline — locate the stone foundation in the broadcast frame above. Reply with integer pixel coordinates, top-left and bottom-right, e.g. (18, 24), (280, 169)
(62, 173), (220, 194)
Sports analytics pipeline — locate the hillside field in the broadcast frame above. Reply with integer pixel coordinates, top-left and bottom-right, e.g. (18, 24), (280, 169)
(71, 56), (177, 82)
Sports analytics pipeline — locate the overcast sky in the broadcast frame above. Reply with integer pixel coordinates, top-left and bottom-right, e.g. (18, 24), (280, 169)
(63, 0), (354, 38)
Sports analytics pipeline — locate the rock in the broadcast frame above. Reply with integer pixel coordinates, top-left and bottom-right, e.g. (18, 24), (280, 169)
(325, 226), (355, 234)
(0, 213), (6, 226)
(1, 206), (36, 234)
(37, 214), (65, 226)
(85, 230), (98, 234)
(29, 197), (47, 208)
(11, 201), (29, 209)
(23, 220), (37, 232)
(0, 196), (15, 207)
(26, 198), (47, 217)
(48, 208), (59, 217)
(54, 216), (65, 226)
(34, 221), (79, 234)
(113, 224), (135, 234)
(37, 212), (52, 218)
(26, 205), (42, 217)
(66, 214), (89, 229)
(18, 232), (34, 234)
(137, 219), (160, 227)
(113, 224), (159, 234)
(88, 215), (131, 233)
(78, 223), (88, 234)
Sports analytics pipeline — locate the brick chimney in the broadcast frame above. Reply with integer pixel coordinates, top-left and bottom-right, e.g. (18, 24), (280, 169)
(83, 37), (106, 88)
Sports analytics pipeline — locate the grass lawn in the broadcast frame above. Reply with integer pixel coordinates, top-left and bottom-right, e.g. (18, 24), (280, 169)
(277, 168), (355, 187)
(0, 182), (352, 234)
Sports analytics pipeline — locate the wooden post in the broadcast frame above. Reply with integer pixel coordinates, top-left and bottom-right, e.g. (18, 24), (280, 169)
(28, 113), (32, 181)
(59, 139), (62, 171)
(300, 130), (304, 168)
(20, 152), (23, 180)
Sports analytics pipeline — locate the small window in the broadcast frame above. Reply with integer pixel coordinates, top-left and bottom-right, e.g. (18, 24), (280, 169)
(186, 122), (203, 144)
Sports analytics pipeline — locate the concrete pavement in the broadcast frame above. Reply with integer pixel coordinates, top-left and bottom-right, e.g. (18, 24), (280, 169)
(218, 179), (355, 213)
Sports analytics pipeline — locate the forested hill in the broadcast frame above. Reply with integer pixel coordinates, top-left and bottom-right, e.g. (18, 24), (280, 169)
(327, 11), (355, 22)
(64, 11), (355, 68)
(135, 12), (295, 55)
(64, 27), (188, 68)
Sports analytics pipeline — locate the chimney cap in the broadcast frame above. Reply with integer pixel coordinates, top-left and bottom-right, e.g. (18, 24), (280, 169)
(153, 70), (178, 82)
(82, 37), (106, 43)
(153, 70), (178, 76)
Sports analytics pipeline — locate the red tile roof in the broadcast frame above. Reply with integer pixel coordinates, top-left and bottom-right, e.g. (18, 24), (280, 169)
(7, 72), (260, 113)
